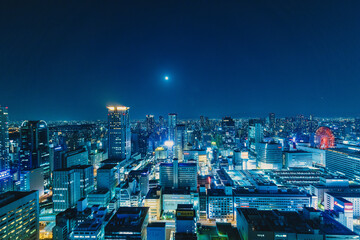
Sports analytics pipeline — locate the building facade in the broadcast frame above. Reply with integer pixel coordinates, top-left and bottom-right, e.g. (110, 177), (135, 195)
(107, 106), (131, 161)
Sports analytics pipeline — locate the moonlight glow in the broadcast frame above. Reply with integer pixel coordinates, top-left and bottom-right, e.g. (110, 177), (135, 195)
(165, 76), (169, 80)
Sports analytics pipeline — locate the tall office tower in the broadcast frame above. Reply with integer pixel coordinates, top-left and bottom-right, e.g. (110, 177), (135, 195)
(0, 191), (39, 240)
(159, 159), (197, 191)
(53, 168), (80, 213)
(175, 124), (186, 160)
(248, 119), (263, 153)
(0, 106), (11, 192)
(159, 115), (165, 128)
(146, 114), (155, 134)
(256, 142), (283, 169)
(107, 106), (131, 161)
(168, 113), (177, 142)
(19, 120), (50, 188)
(222, 116), (236, 149)
(72, 165), (94, 199)
(200, 116), (205, 129)
(97, 164), (118, 199)
(268, 113), (275, 130)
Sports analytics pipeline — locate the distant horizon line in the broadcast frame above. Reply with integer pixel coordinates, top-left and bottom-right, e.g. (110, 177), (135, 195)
(7, 115), (360, 123)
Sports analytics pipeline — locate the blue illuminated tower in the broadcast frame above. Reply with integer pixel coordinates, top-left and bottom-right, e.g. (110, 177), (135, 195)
(19, 120), (50, 188)
(107, 106), (131, 160)
(168, 113), (177, 142)
(0, 106), (11, 192)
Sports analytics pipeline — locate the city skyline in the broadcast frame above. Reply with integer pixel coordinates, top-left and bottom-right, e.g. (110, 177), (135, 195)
(2, 1), (360, 239)
(2, 1), (360, 120)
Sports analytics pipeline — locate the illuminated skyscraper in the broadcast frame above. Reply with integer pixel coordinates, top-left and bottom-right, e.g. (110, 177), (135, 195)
(168, 113), (177, 141)
(146, 114), (155, 134)
(160, 159), (197, 191)
(175, 124), (186, 160)
(19, 120), (50, 188)
(0, 106), (11, 192)
(268, 112), (275, 130)
(248, 119), (263, 153)
(53, 168), (80, 213)
(107, 106), (131, 160)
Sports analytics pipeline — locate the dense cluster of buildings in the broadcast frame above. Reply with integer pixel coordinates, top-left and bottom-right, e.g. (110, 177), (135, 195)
(0, 106), (360, 239)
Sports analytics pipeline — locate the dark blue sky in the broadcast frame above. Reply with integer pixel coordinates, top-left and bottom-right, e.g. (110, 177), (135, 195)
(1, 1), (360, 120)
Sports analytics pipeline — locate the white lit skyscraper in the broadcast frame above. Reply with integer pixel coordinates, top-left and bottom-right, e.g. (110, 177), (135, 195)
(107, 106), (131, 161)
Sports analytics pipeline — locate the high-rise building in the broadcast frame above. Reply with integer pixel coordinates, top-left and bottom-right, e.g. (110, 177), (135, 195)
(146, 115), (155, 134)
(268, 112), (275, 130)
(72, 165), (94, 199)
(175, 124), (186, 160)
(256, 142), (283, 169)
(53, 168), (80, 213)
(159, 115), (164, 127)
(160, 159), (197, 191)
(0, 106), (11, 192)
(97, 164), (118, 199)
(107, 106), (131, 161)
(62, 147), (89, 168)
(0, 191), (39, 240)
(248, 119), (263, 153)
(168, 113), (177, 142)
(19, 120), (50, 188)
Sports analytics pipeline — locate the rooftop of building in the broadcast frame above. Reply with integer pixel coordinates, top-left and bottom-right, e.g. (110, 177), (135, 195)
(101, 158), (121, 164)
(71, 164), (93, 169)
(233, 187), (309, 197)
(128, 169), (149, 176)
(216, 222), (242, 240)
(160, 162), (197, 167)
(88, 189), (110, 195)
(105, 207), (149, 234)
(147, 222), (166, 228)
(176, 204), (195, 220)
(327, 148), (360, 158)
(238, 208), (358, 236)
(98, 164), (117, 170)
(145, 186), (161, 199)
(282, 150), (310, 153)
(327, 191), (360, 198)
(0, 191), (37, 209)
(53, 167), (73, 172)
(162, 187), (191, 195)
(74, 220), (102, 232)
(237, 208), (314, 234)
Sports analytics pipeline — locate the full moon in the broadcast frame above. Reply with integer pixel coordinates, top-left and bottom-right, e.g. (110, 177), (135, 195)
(165, 76), (169, 80)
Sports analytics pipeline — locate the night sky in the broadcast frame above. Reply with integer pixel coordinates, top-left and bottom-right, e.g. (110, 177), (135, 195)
(1, 1), (360, 120)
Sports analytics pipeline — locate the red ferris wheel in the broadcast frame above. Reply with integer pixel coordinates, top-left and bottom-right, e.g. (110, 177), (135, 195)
(315, 127), (335, 149)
